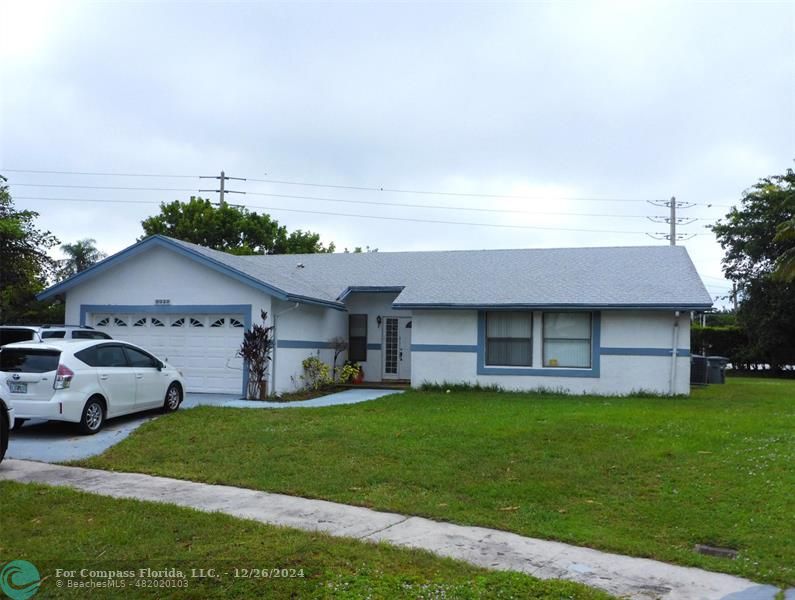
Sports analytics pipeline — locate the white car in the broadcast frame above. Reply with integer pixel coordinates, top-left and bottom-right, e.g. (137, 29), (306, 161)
(0, 339), (184, 434)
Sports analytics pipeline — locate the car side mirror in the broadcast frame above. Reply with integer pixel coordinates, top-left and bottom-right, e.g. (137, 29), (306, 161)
(157, 361), (164, 371)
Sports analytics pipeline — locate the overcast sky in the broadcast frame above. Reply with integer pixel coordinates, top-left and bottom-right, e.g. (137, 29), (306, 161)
(1, 1), (793, 308)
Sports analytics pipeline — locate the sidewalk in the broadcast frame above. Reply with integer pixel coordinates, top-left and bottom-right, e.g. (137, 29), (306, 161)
(0, 459), (782, 600)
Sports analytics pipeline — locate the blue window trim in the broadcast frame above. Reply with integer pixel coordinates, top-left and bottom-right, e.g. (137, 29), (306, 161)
(80, 304), (252, 397)
(476, 311), (601, 378)
(37, 235), (345, 311)
(367, 343), (382, 350)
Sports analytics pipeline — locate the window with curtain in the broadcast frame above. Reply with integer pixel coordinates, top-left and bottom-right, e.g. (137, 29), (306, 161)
(485, 312), (532, 366)
(348, 314), (367, 362)
(543, 313), (592, 368)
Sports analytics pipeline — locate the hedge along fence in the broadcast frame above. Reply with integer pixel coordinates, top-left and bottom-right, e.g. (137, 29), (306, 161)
(690, 325), (746, 361)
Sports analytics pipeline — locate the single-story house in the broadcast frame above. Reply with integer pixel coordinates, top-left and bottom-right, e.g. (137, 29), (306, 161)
(37, 235), (712, 396)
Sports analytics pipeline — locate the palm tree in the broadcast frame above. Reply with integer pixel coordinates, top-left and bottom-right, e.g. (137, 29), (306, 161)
(58, 239), (106, 280)
(773, 219), (795, 282)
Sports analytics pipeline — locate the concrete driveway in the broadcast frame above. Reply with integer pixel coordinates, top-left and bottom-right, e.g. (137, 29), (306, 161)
(6, 389), (401, 463)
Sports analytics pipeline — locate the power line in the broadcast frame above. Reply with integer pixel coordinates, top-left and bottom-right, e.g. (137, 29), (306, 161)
(244, 191), (704, 220)
(11, 183), (198, 192)
(15, 195), (702, 236)
(248, 178), (734, 208)
(8, 182), (717, 221)
(248, 178), (667, 204)
(2, 167), (735, 207)
(0, 168), (200, 179)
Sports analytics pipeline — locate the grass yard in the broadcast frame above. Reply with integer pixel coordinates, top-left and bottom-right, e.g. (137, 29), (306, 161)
(0, 481), (607, 599)
(77, 377), (795, 586)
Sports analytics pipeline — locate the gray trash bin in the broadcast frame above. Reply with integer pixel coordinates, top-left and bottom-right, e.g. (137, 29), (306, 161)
(706, 356), (728, 384)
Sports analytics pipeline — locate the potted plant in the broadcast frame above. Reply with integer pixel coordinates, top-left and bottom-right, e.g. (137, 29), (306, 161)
(342, 360), (364, 385)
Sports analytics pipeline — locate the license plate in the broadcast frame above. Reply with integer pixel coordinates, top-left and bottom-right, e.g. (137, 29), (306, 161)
(9, 382), (27, 393)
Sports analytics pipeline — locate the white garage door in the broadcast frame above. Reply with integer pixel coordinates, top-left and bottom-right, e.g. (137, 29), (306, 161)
(92, 313), (246, 394)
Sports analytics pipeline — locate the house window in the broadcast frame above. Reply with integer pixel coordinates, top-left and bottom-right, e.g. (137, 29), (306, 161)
(211, 318), (225, 328)
(485, 312), (532, 366)
(348, 314), (367, 362)
(133, 318), (146, 327)
(543, 312), (592, 368)
(151, 318), (165, 327)
(171, 318), (185, 327)
(190, 318), (204, 327)
(230, 318), (244, 328)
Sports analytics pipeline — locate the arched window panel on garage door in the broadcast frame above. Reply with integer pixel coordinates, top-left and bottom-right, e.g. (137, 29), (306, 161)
(83, 311), (247, 394)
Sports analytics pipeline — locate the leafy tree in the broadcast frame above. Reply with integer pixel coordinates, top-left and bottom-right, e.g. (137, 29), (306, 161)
(58, 238), (106, 280)
(141, 197), (334, 254)
(711, 168), (795, 371)
(0, 182), (63, 324)
(773, 218), (795, 282)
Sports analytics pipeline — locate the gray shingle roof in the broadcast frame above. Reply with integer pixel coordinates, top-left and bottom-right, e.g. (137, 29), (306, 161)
(166, 237), (712, 309)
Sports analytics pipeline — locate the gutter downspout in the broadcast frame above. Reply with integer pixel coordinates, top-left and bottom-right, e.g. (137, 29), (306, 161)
(670, 310), (680, 395)
(271, 302), (300, 395)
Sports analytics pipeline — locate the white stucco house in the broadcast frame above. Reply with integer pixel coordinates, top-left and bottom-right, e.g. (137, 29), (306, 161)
(38, 235), (712, 396)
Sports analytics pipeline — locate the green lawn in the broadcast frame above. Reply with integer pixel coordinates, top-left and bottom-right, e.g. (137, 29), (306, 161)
(0, 481), (607, 599)
(78, 377), (795, 586)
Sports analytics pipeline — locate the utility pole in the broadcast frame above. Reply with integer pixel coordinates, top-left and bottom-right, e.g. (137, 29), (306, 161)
(646, 196), (696, 244)
(199, 170), (246, 205)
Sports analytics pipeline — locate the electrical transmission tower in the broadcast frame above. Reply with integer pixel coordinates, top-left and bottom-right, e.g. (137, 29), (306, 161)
(646, 196), (696, 244)
(199, 170), (246, 206)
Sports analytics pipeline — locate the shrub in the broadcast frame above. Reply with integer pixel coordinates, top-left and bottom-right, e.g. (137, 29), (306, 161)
(301, 356), (332, 390)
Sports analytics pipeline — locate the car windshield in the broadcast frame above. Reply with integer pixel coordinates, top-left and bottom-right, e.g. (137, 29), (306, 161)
(0, 348), (61, 373)
(0, 329), (37, 345)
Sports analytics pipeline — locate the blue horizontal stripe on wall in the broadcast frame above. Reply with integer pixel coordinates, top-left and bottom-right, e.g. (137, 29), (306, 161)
(411, 344), (478, 353)
(367, 343), (382, 350)
(601, 347), (691, 357)
(276, 340), (336, 349)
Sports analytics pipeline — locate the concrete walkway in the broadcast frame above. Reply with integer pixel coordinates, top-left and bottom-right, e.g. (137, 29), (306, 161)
(0, 459), (781, 600)
(7, 389), (401, 462)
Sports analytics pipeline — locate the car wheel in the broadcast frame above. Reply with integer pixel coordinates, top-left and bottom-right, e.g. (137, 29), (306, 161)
(163, 383), (182, 412)
(79, 397), (105, 435)
(12, 418), (27, 430)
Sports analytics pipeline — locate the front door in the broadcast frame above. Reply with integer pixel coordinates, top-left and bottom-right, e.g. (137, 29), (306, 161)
(383, 317), (411, 380)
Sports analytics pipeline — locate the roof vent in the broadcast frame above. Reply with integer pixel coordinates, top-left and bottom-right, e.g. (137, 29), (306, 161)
(296, 263), (305, 269)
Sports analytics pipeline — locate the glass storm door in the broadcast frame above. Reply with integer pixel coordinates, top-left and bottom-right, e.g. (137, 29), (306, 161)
(383, 317), (411, 380)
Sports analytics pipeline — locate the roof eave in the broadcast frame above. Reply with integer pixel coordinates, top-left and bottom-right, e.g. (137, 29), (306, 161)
(392, 302), (714, 311)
